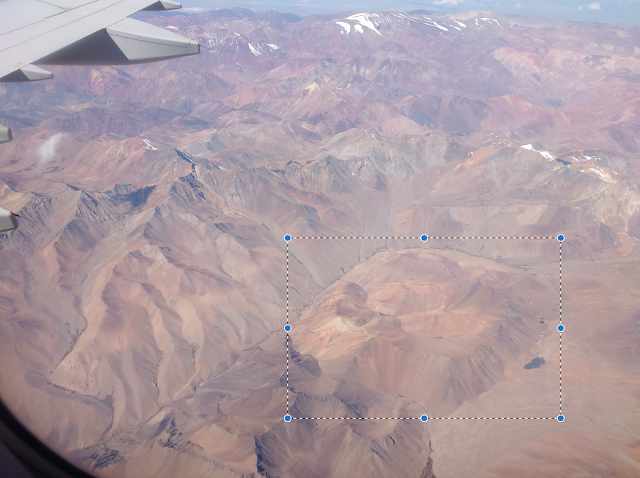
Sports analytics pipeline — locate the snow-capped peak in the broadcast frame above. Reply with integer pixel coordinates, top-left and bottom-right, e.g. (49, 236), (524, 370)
(344, 13), (383, 36)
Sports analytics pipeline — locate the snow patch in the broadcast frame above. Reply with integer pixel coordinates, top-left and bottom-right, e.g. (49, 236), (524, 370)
(521, 144), (554, 161)
(248, 43), (262, 56)
(401, 12), (450, 32)
(455, 21), (466, 28)
(540, 151), (554, 161)
(166, 26), (178, 30)
(428, 21), (448, 31)
(354, 24), (364, 33)
(336, 21), (351, 34)
(481, 18), (502, 28)
(143, 139), (158, 151)
(267, 43), (279, 49)
(345, 13), (383, 36)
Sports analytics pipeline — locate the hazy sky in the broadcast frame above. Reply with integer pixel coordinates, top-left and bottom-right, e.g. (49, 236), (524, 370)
(179, 0), (640, 24)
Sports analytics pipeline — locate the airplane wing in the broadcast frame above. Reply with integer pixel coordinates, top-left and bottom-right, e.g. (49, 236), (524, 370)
(0, 0), (200, 232)
(0, 0), (199, 81)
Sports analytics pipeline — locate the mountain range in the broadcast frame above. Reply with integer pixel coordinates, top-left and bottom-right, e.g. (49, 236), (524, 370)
(1, 8), (640, 477)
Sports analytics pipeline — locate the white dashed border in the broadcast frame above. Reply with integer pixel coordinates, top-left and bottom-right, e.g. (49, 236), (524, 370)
(284, 235), (564, 422)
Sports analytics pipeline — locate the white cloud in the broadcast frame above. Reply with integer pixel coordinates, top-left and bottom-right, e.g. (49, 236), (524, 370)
(587, 2), (601, 9)
(514, 2), (524, 8)
(36, 133), (65, 164)
(578, 5), (584, 9)
(434, 0), (463, 4)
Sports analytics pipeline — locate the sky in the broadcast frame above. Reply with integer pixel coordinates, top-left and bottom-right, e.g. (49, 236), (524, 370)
(179, 0), (640, 24)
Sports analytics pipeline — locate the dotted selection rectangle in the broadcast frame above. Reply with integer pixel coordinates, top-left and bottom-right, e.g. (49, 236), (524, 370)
(283, 235), (564, 423)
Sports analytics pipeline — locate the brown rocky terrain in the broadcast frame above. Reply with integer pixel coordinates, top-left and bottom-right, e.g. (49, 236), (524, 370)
(1, 7), (640, 478)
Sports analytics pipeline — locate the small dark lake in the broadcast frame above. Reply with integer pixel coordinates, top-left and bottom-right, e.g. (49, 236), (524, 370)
(524, 357), (546, 370)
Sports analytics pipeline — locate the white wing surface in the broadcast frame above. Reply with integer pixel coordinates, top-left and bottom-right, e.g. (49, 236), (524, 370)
(0, 0), (198, 81)
(0, 0), (199, 231)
